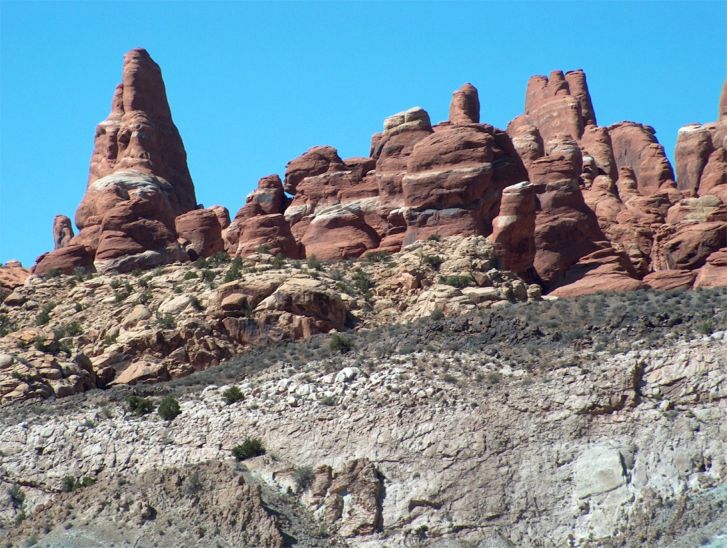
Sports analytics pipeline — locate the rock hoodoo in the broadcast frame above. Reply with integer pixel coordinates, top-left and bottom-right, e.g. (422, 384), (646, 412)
(31, 49), (727, 295)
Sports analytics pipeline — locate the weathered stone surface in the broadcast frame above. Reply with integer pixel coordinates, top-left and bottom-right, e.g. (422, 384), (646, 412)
(94, 196), (184, 272)
(675, 125), (714, 192)
(174, 208), (224, 259)
(549, 247), (644, 297)
(608, 122), (676, 196)
(284, 146), (346, 196)
(33, 245), (95, 276)
(449, 83), (480, 125)
(236, 214), (302, 259)
(0, 261), (29, 300)
(53, 215), (74, 250)
(300, 205), (380, 260)
(490, 181), (536, 274)
(532, 175), (603, 285)
(81, 48), (196, 225)
(652, 221), (727, 271)
(30, 49), (197, 276)
(694, 247), (727, 288)
(643, 269), (696, 291)
(521, 69), (590, 143)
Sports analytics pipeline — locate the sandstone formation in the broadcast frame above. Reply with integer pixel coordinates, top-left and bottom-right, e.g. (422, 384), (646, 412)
(52, 215), (74, 250)
(0, 261), (29, 301)
(29, 50), (727, 296)
(449, 83), (480, 125)
(175, 208), (225, 259)
(34, 48), (199, 276)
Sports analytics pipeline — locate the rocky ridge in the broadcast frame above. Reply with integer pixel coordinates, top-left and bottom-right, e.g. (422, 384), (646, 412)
(26, 49), (727, 299)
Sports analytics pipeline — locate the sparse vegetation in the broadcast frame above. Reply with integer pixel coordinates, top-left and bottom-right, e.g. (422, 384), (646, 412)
(329, 333), (353, 353)
(364, 251), (391, 264)
(222, 386), (244, 405)
(0, 313), (16, 336)
(352, 268), (373, 294)
(61, 475), (96, 492)
(158, 396), (182, 421)
(7, 484), (25, 510)
(35, 302), (57, 326)
(232, 437), (265, 461)
(306, 255), (323, 271)
(421, 254), (443, 269)
(439, 274), (473, 288)
(126, 395), (154, 416)
(156, 312), (176, 329)
(208, 251), (232, 267)
(293, 465), (315, 491)
(223, 257), (243, 282)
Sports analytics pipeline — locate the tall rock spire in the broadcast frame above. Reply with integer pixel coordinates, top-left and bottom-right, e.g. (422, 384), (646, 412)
(35, 48), (196, 275)
(77, 48), (196, 230)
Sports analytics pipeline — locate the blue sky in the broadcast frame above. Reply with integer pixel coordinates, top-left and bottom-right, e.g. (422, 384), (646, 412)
(1, 1), (725, 266)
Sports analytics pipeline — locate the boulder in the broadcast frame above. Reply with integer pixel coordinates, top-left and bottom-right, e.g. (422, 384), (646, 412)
(643, 270), (696, 291)
(549, 247), (645, 297)
(33, 245), (95, 276)
(236, 214), (302, 258)
(652, 221), (727, 270)
(0, 261), (29, 299)
(175, 208), (225, 258)
(694, 247), (727, 288)
(284, 146), (347, 195)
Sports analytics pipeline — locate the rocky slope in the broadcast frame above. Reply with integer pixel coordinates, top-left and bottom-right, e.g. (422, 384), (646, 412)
(1, 289), (727, 546)
(0, 236), (537, 404)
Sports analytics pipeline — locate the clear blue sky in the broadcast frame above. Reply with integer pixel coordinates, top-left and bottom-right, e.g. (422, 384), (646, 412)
(1, 1), (725, 266)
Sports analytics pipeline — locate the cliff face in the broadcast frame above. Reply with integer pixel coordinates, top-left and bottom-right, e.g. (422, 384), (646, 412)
(28, 49), (727, 296)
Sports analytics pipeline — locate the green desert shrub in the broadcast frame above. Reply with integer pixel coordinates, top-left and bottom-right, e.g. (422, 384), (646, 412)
(422, 254), (443, 269)
(329, 333), (353, 353)
(35, 302), (57, 326)
(223, 257), (243, 282)
(232, 437), (265, 461)
(155, 312), (176, 329)
(306, 255), (323, 271)
(439, 275), (473, 288)
(7, 484), (25, 509)
(222, 386), (244, 405)
(126, 395), (154, 416)
(293, 465), (315, 491)
(208, 251), (231, 267)
(157, 396), (181, 421)
(352, 269), (373, 293)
